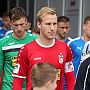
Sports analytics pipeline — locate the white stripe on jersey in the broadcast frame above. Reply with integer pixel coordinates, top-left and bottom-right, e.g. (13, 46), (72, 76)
(12, 74), (26, 78)
(2, 44), (25, 50)
(83, 64), (90, 90)
(68, 37), (81, 45)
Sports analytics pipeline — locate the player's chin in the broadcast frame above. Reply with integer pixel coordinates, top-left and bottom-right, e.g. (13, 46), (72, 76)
(48, 36), (55, 40)
(16, 33), (24, 37)
(62, 35), (67, 38)
(17, 33), (23, 36)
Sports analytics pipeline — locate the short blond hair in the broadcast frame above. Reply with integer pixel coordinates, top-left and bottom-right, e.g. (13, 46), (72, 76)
(36, 7), (57, 23)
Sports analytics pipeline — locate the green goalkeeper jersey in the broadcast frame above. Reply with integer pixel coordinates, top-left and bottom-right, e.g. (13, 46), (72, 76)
(0, 33), (39, 90)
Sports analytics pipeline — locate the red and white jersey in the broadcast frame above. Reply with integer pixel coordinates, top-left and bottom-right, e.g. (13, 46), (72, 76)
(12, 40), (75, 90)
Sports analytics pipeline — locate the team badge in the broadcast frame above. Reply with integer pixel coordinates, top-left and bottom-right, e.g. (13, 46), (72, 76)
(12, 56), (17, 66)
(58, 53), (64, 64)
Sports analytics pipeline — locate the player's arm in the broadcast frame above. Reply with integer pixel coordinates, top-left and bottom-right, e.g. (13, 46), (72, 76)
(65, 45), (75, 90)
(12, 45), (30, 90)
(0, 40), (4, 89)
(75, 57), (90, 90)
(0, 41), (4, 76)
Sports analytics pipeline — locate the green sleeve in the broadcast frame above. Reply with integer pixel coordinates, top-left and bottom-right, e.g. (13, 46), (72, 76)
(0, 40), (4, 76)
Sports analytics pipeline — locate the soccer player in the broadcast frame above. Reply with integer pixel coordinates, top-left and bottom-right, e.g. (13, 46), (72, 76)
(31, 62), (58, 90)
(12, 7), (75, 90)
(56, 16), (72, 90)
(74, 40), (90, 90)
(56, 16), (72, 43)
(0, 7), (39, 90)
(74, 56), (90, 90)
(68, 16), (90, 77)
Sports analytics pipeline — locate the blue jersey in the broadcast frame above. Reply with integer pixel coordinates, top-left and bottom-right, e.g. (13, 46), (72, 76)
(0, 29), (7, 39)
(65, 37), (72, 43)
(0, 28), (11, 39)
(0, 18), (3, 27)
(68, 37), (86, 77)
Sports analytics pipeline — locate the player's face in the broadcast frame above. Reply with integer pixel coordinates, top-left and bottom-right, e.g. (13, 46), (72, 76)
(83, 21), (90, 39)
(11, 17), (26, 39)
(3, 16), (11, 29)
(37, 14), (57, 40)
(57, 22), (70, 39)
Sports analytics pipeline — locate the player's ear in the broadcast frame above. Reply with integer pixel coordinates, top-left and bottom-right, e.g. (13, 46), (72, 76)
(83, 24), (86, 30)
(45, 80), (51, 88)
(37, 21), (41, 29)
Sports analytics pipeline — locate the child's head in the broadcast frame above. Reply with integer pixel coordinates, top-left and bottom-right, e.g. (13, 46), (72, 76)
(31, 62), (58, 90)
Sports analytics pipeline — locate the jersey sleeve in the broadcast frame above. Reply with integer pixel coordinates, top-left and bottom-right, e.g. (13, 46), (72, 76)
(0, 40), (4, 90)
(0, 40), (4, 76)
(65, 45), (75, 90)
(12, 45), (28, 77)
(12, 45), (31, 90)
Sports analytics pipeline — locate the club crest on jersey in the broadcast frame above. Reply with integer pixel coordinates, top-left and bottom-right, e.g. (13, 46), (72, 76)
(58, 53), (64, 64)
(12, 56), (17, 66)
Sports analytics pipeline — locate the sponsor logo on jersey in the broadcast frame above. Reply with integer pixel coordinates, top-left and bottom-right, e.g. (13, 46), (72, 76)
(57, 69), (61, 80)
(8, 42), (14, 45)
(34, 57), (41, 60)
(77, 46), (82, 50)
(58, 53), (64, 64)
(65, 62), (74, 73)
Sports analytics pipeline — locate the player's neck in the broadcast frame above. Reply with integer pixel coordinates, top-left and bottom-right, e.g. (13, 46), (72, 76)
(33, 87), (46, 90)
(56, 35), (66, 41)
(12, 32), (27, 40)
(82, 35), (90, 42)
(3, 25), (10, 30)
(36, 38), (55, 47)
